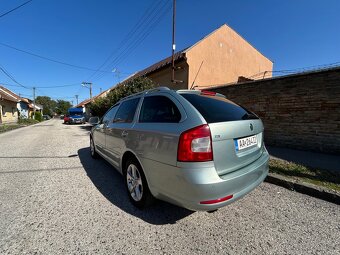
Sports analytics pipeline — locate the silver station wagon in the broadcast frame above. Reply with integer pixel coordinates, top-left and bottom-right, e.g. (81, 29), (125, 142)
(90, 87), (269, 211)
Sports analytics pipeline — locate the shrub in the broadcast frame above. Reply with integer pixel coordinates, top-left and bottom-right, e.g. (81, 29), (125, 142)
(34, 112), (43, 122)
(90, 76), (156, 117)
(18, 118), (39, 125)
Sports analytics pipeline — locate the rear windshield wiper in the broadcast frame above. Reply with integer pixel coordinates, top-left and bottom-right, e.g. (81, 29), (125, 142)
(241, 113), (258, 120)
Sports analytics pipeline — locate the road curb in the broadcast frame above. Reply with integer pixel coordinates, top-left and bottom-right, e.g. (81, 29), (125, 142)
(265, 173), (340, 205)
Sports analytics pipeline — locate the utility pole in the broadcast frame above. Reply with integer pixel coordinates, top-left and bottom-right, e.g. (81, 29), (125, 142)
(112, 68), (121, 84)
(75, 95), (79, 105)
(33, 87), (36, 120)
(81, 82), (93, 99)
(171, 0), (176, 83)
(171, 0), (182, 84)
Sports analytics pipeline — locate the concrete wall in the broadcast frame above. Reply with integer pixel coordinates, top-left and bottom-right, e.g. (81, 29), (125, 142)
(0, 100), (18, 124)
(186, 24), (273, 89)
(210, 67), (340, 154)
(147, 60), (189, 90)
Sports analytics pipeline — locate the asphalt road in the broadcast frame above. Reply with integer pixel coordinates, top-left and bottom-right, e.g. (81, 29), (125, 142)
(0, 119), (339, 255)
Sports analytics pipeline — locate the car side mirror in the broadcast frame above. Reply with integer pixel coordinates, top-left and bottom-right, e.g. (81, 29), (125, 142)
(89, 117), (100, 126)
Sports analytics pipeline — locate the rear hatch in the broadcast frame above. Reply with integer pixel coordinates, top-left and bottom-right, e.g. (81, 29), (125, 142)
(180, 92), (264, 176)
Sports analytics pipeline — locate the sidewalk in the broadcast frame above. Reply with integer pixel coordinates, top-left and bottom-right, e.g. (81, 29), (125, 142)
(265, 146), (340, 205)
(267, 146), (340, 173)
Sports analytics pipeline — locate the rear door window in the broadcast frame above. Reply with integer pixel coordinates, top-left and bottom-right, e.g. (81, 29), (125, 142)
(180, 93), (258, 123)
(113, 98), (140, 123)
(139, 96), (181, 123)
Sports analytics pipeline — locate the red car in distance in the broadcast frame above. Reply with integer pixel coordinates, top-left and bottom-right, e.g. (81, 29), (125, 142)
(64, 114), (70, 124)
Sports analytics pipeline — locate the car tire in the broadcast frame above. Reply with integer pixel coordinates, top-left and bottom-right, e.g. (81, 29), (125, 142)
(124, 158), (154, 208)
(90, 137), (99, 159)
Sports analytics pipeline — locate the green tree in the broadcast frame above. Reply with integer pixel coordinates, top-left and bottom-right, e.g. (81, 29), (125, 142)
(55, 100), (72, 115)
(90, 76), (155, 117)
(35, 96), (57, 116)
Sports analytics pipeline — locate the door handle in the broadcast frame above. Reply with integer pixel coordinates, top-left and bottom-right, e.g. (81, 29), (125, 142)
(121, 130), (128, 137)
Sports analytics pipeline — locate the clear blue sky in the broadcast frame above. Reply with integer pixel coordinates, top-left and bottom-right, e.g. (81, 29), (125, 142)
(1, 0), (339, 104)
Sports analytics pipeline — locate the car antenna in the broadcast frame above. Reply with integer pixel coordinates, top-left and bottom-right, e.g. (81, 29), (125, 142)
(190, 61), (204, 90)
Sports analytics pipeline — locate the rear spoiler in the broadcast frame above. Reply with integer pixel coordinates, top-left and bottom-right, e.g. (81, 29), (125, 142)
(177, 89), (226, 98)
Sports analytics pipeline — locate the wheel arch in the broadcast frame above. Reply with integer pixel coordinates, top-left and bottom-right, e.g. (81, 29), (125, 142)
(121, 150), (151, 186)
(121, 150), (156, 207)
(121, 150), (142, 172)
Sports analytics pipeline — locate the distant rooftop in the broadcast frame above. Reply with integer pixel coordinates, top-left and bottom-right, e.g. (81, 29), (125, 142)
(0, 85), (20, 102)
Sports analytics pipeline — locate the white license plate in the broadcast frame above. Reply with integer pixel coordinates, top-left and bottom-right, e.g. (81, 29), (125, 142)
(234, 135), (257, 151)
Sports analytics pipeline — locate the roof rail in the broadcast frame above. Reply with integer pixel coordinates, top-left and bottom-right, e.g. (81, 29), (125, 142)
(118, 87), (170, 102)
(120, 91), (145, 101)
(145, 87), (170, 94)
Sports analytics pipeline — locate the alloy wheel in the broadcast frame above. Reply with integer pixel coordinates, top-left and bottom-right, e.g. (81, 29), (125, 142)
(126, 164), (143, 202)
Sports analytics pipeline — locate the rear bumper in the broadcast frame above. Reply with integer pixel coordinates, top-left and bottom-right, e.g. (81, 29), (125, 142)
(144, 149), (269, 211)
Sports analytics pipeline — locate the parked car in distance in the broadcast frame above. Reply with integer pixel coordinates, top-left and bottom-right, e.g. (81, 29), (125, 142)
(67, 108), (86, 124)
(63, 114), (70, 124)
(42, 115), (51, 120)
(90, 87), (269, 211)
(60, 114), (65, 119)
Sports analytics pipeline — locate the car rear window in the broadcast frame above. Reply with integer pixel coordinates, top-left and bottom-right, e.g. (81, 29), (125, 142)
(180, 93), (258, 123)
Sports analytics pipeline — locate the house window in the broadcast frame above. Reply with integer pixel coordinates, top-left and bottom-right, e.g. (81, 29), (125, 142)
(12, 107), (15, 117)
(2, 106), (6, 117)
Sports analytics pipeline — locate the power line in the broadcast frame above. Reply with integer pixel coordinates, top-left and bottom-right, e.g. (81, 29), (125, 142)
(36, 83), (81, 88)
(1, 1), (165, 95)
(274, 61), (340, 73)
(111, 2), (172, 68)
(0, 65), (30, 89)
(0, 42), (114, 73)
(0, 0), (33, 19)
(18, 93), (32, 97)
(0, 68), (85, 100)
(86, 0), (162, 81)
(0, 80), (82, 89)
(100, 1), (171, 79)
(93, 4), (172, 82)
(76, 2), (167, 97)
(246, 61), (340, 80)
(103, 1), (172, 74)
(35, 88), (73, 101)
(89, 0), (171, 82)
(0, 82), (23, 88)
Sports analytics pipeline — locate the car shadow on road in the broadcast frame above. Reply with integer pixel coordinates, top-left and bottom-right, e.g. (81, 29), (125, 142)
(78, 125), (92, 131)
(78, 147), (193, 225)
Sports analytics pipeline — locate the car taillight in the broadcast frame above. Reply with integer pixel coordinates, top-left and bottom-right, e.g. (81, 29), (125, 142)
(177, 124), (213, 162)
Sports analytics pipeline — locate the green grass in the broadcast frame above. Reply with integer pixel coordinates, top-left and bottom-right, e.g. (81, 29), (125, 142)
(18, 118), (39, 125)
(0, 124), (21, 133)
(269, 158), (340, 192)
(0, 119), (39, 134)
